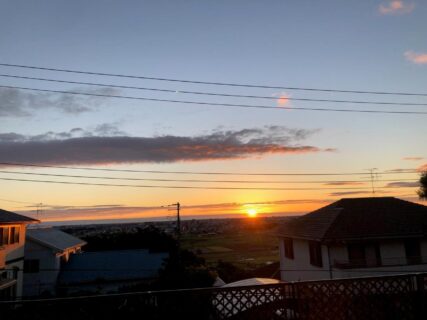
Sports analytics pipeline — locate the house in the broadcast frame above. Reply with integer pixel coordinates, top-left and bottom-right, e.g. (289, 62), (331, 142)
(278, 197), (427, 282)
(23, 227), (86, 297)
(0, 209), (39, 299)
(58, 249), (168, 294)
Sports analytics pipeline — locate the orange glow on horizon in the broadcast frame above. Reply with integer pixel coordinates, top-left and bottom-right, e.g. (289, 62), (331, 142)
(246, 208), (258, 218)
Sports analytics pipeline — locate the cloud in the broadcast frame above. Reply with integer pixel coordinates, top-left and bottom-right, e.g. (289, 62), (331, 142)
(403, 157), (424, 161)
(328, 190), (393, 197)
(385, 181), (419, 188)
(16, 198), (334, 223)
(379, 1), (414, 15)
(0, 126), (333, 166)
(323, 181), (366, 186)
(272, 92), (291, 108)
(0, 87), (119, 117)
(417, 163), (427, 172)
(404, 51), (427, 64)
(328, 191), (372, 197)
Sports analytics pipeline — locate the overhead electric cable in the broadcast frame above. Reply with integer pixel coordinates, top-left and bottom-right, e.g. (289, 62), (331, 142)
(0, 170), (418, 184)
(0, 162), (418, 176)
(0, 176), (404, 191)
(0, 85), (426, 115)
(1, 62), (427, 96)
(1, 74), (426, 107)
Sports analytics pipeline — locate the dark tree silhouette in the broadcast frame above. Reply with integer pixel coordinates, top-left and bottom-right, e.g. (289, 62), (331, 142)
(418, 171), (427, 200)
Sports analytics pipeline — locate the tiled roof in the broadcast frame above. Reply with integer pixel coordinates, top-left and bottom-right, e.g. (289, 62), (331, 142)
(0, 209), (39, 224)
(278, 197), (427, 241)
(27, 228), (86, 252)
(58, 249), (168, 285)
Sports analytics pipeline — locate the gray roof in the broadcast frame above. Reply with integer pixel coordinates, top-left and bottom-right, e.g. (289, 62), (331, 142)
(59, 249), (168, 285)
(278, 197), (427, 242)
(0, 209), (39, 224)
(27, 228), (86, 252)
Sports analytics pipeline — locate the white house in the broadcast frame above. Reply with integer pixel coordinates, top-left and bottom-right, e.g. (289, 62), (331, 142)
(0, 208), (39, 299)
(278, 197), (427, 282)
(23, 227), (86, 297)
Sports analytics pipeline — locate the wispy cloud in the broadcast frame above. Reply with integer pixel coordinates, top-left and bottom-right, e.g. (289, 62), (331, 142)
(418, 163), (427, 172)
(16, 198), (333, 223)
(328, 190), (392, 197)
(0, 126), (334, 166)
(404, 51), (427, 64)
(385, 181), (419, 188)
(272, 92), (291, 108)
(323, 181), (366, 186)
(403, 157), (424, 161)
(0, 87), (119, 117)
(379, 1), (414, 15)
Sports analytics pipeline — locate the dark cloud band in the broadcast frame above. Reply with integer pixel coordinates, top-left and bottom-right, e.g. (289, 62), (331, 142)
(0, 126), (332, 165)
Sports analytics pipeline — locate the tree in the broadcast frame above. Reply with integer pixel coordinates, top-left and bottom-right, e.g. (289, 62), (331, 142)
(154, 249), (216, 290)
(418, 171), (427, 200)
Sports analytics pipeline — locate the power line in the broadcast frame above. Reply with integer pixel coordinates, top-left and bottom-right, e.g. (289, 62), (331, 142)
(0, 197), (38, 205)
(1, 62), (427, 97)
(0, 176), (404, 191)
(1, 85), (427, 115)
(1, 73), (427, 107)
(0, 162), (419, 176)
(0, 169), (418, 185)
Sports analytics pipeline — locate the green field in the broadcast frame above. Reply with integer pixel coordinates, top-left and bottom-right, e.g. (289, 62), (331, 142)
(181, 230), (279, 270)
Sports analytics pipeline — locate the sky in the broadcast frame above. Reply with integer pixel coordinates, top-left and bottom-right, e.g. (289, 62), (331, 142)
(0, 0), (426, 224)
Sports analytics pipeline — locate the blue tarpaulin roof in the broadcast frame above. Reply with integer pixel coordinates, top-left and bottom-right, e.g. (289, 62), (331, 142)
(59, 249), (168, 284)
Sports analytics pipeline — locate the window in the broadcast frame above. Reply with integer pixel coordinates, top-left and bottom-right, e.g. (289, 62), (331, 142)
(348, 244), (366, 267)
(24, 260), (40, 273)
(404, 239), (421, 265)
(0, 227), (10, 246)
(0, 226), (20, 245)
(309, 241), (323, 267)
(284, 238), (294, 259)
(9, 227), (20, 244)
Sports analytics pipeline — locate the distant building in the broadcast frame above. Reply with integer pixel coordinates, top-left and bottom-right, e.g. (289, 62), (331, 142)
(278, 197), (427, 282)
(58, 249), (168, 294)
(0, 209), (39, 299)
(23, 228), (86, 297)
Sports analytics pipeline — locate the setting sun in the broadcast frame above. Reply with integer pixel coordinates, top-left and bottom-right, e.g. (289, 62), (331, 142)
(247, 208), (258, 218)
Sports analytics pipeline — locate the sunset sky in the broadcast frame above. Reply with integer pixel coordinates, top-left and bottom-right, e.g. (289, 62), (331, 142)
(1, 1), (426, 224)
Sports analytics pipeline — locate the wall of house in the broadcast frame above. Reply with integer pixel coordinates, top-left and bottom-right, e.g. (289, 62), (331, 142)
(280, 237), (427, 282)
(23, 240), (60, 297)
(3, 223), (27, 298)
(279, 238), (331, 282)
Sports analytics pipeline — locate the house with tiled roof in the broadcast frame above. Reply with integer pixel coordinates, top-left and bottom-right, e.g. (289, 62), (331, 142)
(23, 227), (86, 297)
(0, 209), (39, 299)
(278, 197), (427, 282)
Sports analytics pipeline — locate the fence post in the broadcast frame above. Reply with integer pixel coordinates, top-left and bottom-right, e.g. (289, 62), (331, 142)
(415, 273), (425, 320)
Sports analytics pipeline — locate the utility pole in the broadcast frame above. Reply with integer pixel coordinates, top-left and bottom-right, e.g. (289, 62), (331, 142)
(367, 168), (378, 196)
(36, 203), (43, 219)
(173, 202), (181, 237)
(162, 202), (181, 237)
(162, 202), (182, 265)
